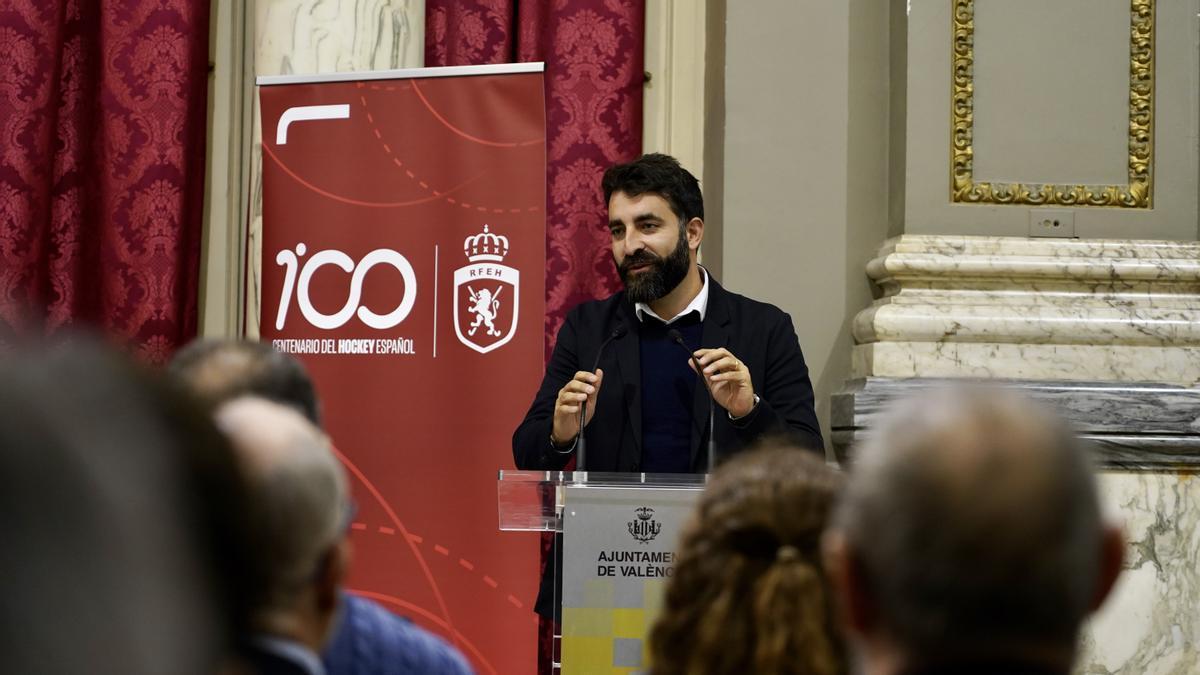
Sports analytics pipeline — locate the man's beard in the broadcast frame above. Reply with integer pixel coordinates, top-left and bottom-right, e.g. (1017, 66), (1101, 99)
(616, 229), (691, 304)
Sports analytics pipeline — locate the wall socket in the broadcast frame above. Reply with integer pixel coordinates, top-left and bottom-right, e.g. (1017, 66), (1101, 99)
(1028, 209), (1075, 238)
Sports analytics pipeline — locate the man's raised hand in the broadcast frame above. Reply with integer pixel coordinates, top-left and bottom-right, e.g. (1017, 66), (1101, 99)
(551, 369), (604, 445)
(692, 348), (756, 418)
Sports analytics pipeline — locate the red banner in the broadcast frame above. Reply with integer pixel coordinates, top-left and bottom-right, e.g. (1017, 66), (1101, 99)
(258, 65), (545, 675)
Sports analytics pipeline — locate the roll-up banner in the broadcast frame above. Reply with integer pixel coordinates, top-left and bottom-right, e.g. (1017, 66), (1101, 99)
(257, 63), (546, 675)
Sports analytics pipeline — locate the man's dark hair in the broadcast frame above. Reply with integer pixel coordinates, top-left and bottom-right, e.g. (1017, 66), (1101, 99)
(168, 339), (321, 426)
(602, 153), (704, 226)
(833, 385), (1105, 661)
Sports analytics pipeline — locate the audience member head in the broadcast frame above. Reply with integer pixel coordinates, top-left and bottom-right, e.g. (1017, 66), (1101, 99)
(602, 153), (704, 226)
(216, 397), (351, 651)
(170, 338), (321, 426)
(649, 442), (844, 675)
(0, 338), (254, 675)
(824, 385), (1124, 675)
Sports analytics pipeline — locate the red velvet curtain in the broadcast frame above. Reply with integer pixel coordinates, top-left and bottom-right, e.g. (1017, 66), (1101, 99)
(0, 1), (210, 363)
(426, 0), (645, 360)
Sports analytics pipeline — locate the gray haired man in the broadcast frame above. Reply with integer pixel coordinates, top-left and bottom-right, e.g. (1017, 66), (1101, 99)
(217, 397), (350, 675)
(172, 339), (473, 675)
(823, 386), (1125, 675)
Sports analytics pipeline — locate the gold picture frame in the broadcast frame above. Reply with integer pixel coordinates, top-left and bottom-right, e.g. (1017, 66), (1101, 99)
(951, 0), (1154, 208)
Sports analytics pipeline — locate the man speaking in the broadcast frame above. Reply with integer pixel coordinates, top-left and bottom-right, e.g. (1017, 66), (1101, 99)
(513, 154), (822, 473)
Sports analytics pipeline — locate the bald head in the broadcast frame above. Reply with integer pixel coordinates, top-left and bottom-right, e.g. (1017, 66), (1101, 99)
(829, 385), (1119, 666)
(216, 398), (348, 624)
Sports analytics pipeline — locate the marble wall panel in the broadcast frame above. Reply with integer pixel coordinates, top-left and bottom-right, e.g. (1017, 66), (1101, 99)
(1079, 471), (1200, 674)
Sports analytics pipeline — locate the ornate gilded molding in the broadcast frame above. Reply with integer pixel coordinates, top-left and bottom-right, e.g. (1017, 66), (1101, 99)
(951, 0), (1155, 208)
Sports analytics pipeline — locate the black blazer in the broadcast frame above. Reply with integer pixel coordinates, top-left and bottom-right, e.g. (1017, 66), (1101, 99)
(513, 275), (823, 472)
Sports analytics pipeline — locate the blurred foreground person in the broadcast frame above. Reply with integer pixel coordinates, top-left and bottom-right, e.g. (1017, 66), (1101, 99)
(649, 443), (844, 675)
(174, 338), (471, 675)
(0, 340), (253, 675)
(824, 386), (1125, 675)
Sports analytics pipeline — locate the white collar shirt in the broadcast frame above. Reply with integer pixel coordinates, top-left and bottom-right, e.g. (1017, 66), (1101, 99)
(634, 267), (709, 325)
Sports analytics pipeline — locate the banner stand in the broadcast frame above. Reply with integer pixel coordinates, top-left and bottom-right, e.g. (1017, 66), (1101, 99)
(257, 63), (547, 675)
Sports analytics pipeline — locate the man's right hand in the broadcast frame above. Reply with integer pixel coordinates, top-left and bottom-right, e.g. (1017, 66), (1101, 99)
(551, 369), (604, 445)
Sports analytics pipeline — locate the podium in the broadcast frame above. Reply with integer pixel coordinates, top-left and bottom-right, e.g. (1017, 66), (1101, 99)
(499, 471), (707, 673)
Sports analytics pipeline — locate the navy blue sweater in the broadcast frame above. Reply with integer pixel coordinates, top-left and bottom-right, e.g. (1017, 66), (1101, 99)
(638, 314), (703, 473)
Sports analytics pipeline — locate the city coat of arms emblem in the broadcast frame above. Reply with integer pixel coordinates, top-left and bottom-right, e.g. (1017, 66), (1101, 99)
(627, 506), (662, 544)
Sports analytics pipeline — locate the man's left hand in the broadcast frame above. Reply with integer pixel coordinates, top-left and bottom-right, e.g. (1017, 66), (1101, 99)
(691, 348), (756, 418)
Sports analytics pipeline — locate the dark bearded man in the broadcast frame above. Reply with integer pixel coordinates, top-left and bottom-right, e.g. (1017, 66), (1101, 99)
(511, 152), (824, 626)
(513, 153), (823, 475)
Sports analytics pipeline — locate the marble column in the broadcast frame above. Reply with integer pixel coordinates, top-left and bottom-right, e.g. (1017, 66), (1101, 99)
(246, 0), (425, 336)
(835, 234), (1200, 673)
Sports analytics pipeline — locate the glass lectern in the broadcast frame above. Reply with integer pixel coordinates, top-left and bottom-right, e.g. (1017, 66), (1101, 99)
(498, 471), (707, 674)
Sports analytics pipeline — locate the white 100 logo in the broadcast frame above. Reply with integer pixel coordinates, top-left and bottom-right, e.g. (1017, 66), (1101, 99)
(275, 243), (417, 330)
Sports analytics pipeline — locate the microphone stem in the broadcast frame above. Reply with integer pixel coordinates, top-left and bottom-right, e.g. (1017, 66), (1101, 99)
(700, 396), (710, 470)
(574, 324), (625, 474)
(577, 400), (587, 472)
(668, 329), (718, 473)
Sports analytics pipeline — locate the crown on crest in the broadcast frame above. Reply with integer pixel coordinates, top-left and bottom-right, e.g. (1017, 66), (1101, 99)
(636, 507), (654, 521)
(464, 224), (509, 262)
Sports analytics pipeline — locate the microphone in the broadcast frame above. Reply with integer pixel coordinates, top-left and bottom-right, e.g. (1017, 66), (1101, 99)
(668, 328), (716, 473)
(576, 323), (627, 471)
